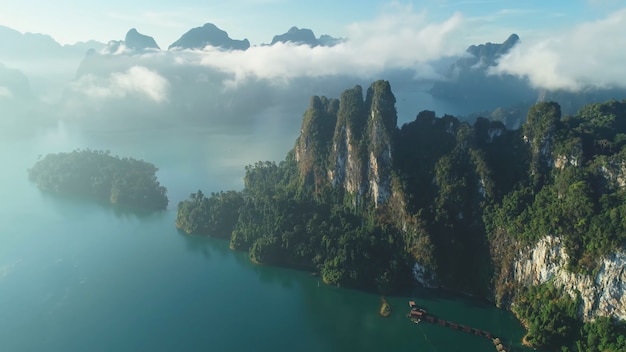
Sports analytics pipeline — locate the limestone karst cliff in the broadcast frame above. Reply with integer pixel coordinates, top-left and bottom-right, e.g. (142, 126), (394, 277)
(511, 236), (626, 321)
(292, 88), (626, 323)
(295, 81), (398, 208)
(178, 81), (626, 332)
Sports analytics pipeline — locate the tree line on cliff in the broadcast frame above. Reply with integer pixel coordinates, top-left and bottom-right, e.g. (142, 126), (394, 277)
(176, 80), (626, 350)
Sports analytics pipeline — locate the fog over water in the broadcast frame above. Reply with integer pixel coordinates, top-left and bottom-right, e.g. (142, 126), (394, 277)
(0, 45), (544, 349)
(0, 109), (531, 352)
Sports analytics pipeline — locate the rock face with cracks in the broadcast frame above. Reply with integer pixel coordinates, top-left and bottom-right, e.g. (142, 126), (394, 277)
(512, 236), (626, 321)
(295, 81), (397, 208)
(180, 80), (626, 330)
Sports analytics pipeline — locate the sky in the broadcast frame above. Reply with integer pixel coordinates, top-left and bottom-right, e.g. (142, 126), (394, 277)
(1, 0), (626, 95)
(0, 0), (623, 47)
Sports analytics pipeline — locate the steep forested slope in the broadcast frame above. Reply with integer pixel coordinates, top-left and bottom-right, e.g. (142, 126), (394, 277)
(176, 81), (626, 350)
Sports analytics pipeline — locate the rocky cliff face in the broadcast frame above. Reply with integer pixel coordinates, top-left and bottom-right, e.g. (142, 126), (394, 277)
(321, 81), (397, 207)
(294, 81), (399, 208)
(599, 156), (626, 188)
(293, 82), (626, 325)
(328, 85), (366, 199)
(365, 81), (397, 206)
(294, 95), (338, 192)
(512, 235), (626, 321)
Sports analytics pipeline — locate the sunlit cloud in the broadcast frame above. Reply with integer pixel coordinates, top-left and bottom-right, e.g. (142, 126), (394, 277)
(100, 43), (131, 56)
(71, 65), (169, 102)
(491, 7), (626, 91)
(0, 86), (13, 98)
(169, 6), (468, 86)
(346, 6), (465, 66)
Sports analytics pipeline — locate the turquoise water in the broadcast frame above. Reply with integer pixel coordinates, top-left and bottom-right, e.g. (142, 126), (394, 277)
(0, 126), (531, 352)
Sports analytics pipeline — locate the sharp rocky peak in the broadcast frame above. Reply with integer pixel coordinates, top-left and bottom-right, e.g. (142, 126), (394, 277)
(168, 23), (250, 51)
(124, 28), (160, 51)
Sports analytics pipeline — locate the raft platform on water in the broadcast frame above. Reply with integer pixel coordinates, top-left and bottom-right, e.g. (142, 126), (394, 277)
(407, 300), (511, 352)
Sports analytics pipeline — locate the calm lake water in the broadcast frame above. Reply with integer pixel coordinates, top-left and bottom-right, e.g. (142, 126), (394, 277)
(1, 93), (532, 352)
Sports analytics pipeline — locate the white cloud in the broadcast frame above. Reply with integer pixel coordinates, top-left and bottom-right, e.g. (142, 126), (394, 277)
(103, 43), (132, 56)
(112, 66), (168, 102)
(173, 6), (468, 86)
(491, 8), (626, 91)
(71, 65), (169, 102)
(0, 86), (13, 98)
(346, 6), (465, 66)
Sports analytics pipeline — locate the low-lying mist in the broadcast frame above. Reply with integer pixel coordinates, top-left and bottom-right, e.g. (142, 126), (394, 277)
(3, 4), (626, 205)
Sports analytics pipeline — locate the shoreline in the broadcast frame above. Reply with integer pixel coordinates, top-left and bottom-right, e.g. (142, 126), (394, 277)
(511, 307), (533, 348)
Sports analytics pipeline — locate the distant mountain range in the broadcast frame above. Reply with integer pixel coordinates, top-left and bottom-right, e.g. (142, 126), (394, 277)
(168, 23), (250, 51)
(428, 33), (626, 129)
(118, 23), (342, 52)
(430, 33), (535, 107)
(269, 26), (343, 47)
(0, 62), (31, 99)
(0, 25), (105, 58)
(102, 28), (161, 54)
(0, 23), (342, 59)
(3, 22), (626, 134)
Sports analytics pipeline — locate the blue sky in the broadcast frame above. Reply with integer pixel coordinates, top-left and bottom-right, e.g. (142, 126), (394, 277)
(0, 0), (623, 47)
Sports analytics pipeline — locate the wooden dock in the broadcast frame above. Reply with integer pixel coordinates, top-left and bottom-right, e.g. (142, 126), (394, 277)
(407, 301), (510, 352)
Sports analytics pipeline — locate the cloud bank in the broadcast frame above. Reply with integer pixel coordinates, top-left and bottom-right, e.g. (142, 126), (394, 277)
(71, 65), (169, 102)
(492, 8), (626, 91)
(175, 6), (468, 86)
(0, 86), (12, 98)
(31, 4), (626, 137)
(57, 5), (472, 132)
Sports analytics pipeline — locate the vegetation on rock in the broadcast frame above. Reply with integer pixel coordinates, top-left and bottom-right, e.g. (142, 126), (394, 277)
(379, 296), (392, 317)
(176, 189), (243, 236)
(28, 149), (168, 210)
(176, 81), (626, 350)
(514, 282), (626, 351)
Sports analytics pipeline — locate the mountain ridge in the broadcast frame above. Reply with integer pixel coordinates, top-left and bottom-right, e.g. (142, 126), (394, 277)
(168, 23), (250, 51)
(430, 33), (535, 108)
(269, 26), (342, 47)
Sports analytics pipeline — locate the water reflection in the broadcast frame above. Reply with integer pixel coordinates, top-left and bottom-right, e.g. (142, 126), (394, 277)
(1, 105), (537, 352)
(37, 191), (166, 218)
(174, 230), (232, 260)
(173, 227), (532, 352)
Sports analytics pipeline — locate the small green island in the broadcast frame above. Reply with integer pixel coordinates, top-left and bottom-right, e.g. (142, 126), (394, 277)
(28, 149), (168, 210)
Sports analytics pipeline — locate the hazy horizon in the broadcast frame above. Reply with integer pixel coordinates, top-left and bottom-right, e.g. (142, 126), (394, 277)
(1, 0), (625, 103)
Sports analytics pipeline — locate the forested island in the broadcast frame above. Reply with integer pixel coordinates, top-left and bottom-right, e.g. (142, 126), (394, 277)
(29, 149), (168, 210)
(176, 80), (626, 351)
